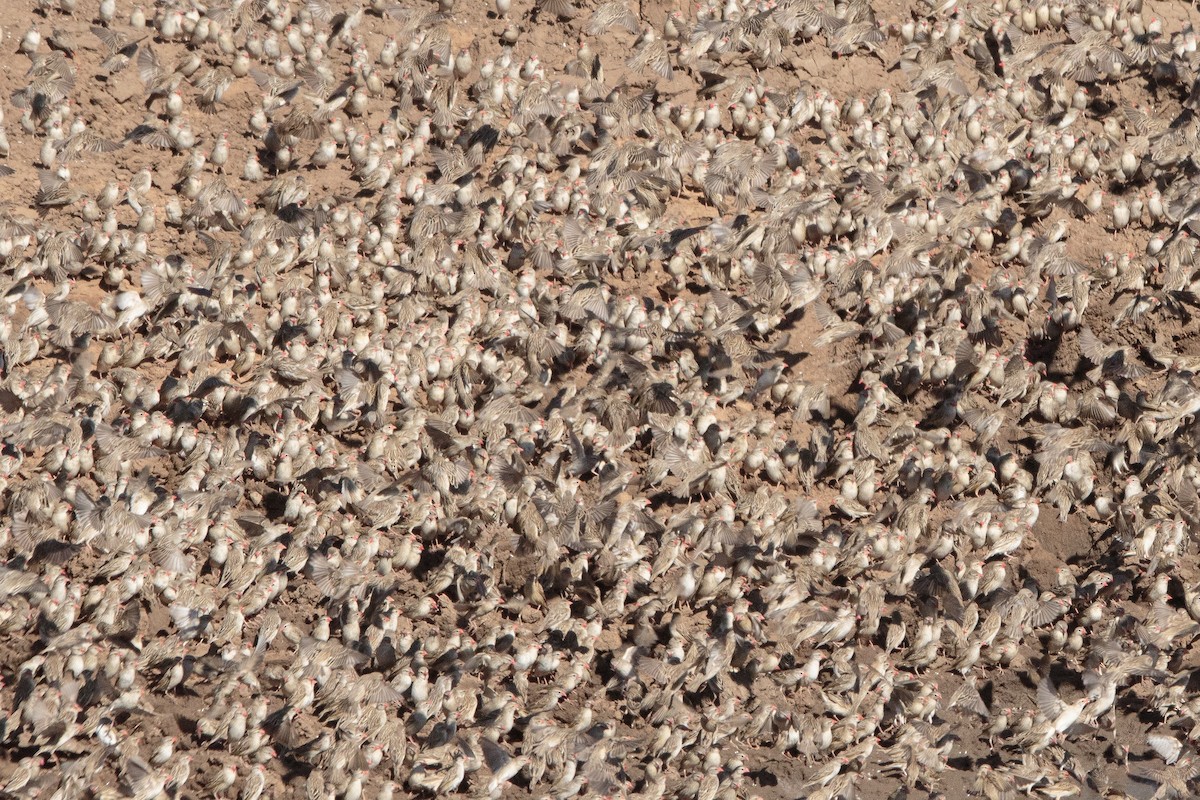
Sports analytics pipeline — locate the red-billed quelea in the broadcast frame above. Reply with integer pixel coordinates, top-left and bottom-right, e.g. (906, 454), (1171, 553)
(0, 0), (1196, 798)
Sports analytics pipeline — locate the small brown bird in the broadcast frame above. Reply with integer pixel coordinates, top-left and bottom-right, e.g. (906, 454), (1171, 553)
(91, 25), (142, 72)
(195, 67), (235, 114)
(47, 28), (76, 57)
(202, 763), (238, 797)
(35, 169), (81, 208)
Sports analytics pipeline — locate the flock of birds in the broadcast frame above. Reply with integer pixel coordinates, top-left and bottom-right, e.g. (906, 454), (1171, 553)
(5, 0), (1200, 797)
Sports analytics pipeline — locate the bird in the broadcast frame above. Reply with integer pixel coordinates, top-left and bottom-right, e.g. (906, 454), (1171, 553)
(1037, 675), (1091, 737)
(238, 764), (266, 800)
(34, 169), (81, 208)
(90, 25), (142, 73)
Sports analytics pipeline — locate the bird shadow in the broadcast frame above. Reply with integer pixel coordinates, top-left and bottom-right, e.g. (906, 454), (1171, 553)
(746, 768), (778, 786)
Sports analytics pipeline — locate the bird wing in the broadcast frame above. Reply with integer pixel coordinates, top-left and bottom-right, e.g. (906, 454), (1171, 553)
(479, 737), (512, 773)
(1077, 327), (1112, 364)
(1036, 674), (1064, 719)
(949, 677), (991, 719)
(1147, 734), (1184, 765)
